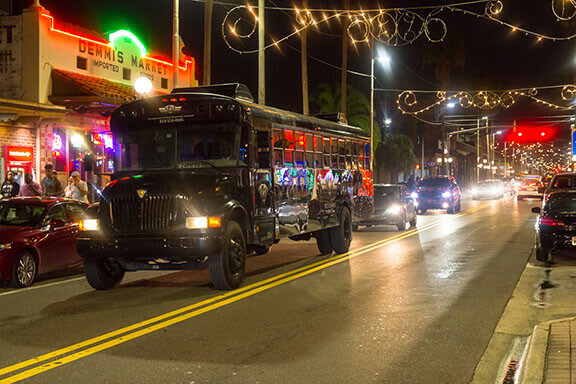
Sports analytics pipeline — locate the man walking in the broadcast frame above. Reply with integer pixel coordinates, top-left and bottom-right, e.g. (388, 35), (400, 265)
(18, 173), (42, 197)
(1, 170), (20, 198)
(41, 164), (63, 197)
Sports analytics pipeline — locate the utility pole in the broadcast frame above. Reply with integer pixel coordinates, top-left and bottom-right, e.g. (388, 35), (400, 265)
(340, 0), (350, 118)
(172, 0), (179, 88)
(441, 114), (446, 175)
(258, 0), (266, 105)
(486, 128), (491, 179)
(301, 0), (309, 114)
(203, 0), (213, 85)
(476, 118), (480, 183)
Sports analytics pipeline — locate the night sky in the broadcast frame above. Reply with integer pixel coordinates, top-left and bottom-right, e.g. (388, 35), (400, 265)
(12, 0), (576, 121)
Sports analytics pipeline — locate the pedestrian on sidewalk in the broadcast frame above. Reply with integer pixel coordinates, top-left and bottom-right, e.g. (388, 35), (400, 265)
(18, 173), (42, 197)
(41, 164), (63, 197)
(1, 170), (20, 199)
(65, 171), (89, 203)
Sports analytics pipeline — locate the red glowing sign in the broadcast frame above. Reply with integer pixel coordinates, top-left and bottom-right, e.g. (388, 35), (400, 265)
(6, 146), (33, 162)
(504, 126), (557, 144)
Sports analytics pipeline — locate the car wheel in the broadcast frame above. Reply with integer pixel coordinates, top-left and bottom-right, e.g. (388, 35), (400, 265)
(447, 206), (455, 214)
(10, 251), (37, 288)
(84, 258), (125, 290)
(536, 246), (550, 262)
(252, 245), (270, 255)
(409, 215), (417, 227)
(455, 200), (462, 212)
(330, 207), (353, 254)
(419, 209), (427, 214)
(352, 224), (359, 232)
(396, 222), (406, 231)
(472, 195), (478, 201)
(209, 221), (246, 290)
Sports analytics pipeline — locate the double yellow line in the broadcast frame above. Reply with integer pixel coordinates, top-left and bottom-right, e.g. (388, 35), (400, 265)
(0, 204), (487, 384)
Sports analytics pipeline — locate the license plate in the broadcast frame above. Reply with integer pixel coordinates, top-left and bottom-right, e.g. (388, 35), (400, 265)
(572, 237), (576, 246)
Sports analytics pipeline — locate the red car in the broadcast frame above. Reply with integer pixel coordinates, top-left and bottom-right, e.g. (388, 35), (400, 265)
(0, 198), (88, 288)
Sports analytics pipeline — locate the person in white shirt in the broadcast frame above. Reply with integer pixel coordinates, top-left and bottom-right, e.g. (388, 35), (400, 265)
(66, 171), (89, 203)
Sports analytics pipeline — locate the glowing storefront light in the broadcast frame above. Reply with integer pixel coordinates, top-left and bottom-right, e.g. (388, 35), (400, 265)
(134, 77), (153, 95)
(71, 133), (84, 148)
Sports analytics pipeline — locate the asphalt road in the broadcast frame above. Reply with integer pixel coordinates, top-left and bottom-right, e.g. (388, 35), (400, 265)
(0, 196), (539, 384)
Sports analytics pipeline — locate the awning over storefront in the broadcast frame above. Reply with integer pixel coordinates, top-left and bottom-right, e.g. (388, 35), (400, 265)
(49, 69), (138, 110)
(0, 97), (66, 121)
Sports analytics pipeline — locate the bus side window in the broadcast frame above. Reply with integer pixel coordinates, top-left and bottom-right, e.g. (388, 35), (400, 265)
(364, 143), (370, 169)
(331, 138), (339, 169)
(306, 134), (314, 168)
(323, 137), (330, 168)
(294, 132), (305, 168)
(338, 139), (346, 169)
(345, 140), (353, 168)
(256, 130), (271, 169)
(284, 130), (294, 166)
(352, 141), (359, 170)
(272, 129), (283, 167)
(313, 135), (322, 168)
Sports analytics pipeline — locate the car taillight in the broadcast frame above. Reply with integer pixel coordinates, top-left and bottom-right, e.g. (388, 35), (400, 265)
(540, 216), (566, 227)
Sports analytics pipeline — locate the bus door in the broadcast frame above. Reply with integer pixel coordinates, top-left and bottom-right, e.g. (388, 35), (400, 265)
(253, 128), (276, 246)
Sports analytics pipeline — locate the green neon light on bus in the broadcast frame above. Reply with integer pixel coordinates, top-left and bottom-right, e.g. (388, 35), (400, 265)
(109, 30), (147, 57)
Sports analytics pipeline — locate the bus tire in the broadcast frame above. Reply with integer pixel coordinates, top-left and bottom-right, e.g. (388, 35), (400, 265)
(84, 258), (125, 290)
(330, 207), (352, 254)
(253, 245), (270, 255)
(315, 229), (333, 255)
(209, 221), (246, 290)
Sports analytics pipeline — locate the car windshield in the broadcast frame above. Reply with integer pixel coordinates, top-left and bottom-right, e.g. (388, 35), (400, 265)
(0, 203), (46, 226)
(550, 175), (576, 189)
(546, 195), (576, 214)
(419, 178), (451, 188)
(375, 187), (399, 199)
(115, 126), (242, 171)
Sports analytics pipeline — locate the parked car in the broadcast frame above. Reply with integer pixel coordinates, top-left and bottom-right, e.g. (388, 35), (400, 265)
(540, 172), (576, 204)
(354, 184), (417, 231)
(472, 180), (505, 200)
(517, 179), (544, 200)
(413, 176), (461, 214)
(532, 192), (576, 261)
(0, 198), (87, 287)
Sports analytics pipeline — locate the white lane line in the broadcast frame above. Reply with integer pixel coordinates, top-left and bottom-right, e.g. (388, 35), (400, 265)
(0, 277), (85, 297)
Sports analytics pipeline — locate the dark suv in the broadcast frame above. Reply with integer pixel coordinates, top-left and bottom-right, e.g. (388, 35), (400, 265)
(414, 176), (461, 214)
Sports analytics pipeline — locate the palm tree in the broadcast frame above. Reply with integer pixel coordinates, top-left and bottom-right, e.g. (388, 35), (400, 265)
(421, 30), (465, 89)
(375, 134), (417, 182)
(312, 82), (377, 141)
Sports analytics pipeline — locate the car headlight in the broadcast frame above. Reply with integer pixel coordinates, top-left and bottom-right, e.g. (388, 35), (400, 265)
(79, 219), (99, 231)
(442, 191), (451, 198)
(186, 216), (221, 229)
(386, 205), (402, 215)
(411, 192), (418, 199)
(471, 188), (478, 194)
(0, 242), (12, 250)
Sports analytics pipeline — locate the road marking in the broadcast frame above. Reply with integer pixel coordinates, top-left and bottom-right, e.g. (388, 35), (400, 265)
(0, 204), (487, 383)
(0, 277), (86, 297)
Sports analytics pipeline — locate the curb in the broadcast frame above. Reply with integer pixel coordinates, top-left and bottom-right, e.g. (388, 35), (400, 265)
(517, 317), (576, 384)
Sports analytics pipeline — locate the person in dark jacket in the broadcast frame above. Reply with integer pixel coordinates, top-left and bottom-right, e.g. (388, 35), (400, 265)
(1, 170), (20, 199)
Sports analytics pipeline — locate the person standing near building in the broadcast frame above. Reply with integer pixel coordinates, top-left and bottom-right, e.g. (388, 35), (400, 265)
(66, 171), (89, 203)
(41, 164), (63, 197)
(1, 170), (20, 198)
(18, 173), (42, 197)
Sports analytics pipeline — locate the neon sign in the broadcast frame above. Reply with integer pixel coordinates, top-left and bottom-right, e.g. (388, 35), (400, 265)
(109, 30), (147, 57)
(51, 133), (63, 157)
(6, 146), (33, 162)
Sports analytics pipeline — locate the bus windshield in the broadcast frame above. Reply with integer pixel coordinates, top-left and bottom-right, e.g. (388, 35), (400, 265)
(115, 126), (242, 171)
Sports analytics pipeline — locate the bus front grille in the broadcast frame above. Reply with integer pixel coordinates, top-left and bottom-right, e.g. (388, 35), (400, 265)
(110, 195), (177, 232)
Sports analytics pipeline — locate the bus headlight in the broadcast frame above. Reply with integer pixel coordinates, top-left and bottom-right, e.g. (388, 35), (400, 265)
(186, 217), (221, 229)
(79, 219), (99, 231)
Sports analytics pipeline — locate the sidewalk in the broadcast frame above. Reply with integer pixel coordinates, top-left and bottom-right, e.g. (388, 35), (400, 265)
(472, 255), (576, 384)
(519, 317), (576, 384)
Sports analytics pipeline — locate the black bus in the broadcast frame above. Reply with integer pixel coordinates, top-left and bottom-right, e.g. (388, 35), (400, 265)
(77, 84), (374, 290)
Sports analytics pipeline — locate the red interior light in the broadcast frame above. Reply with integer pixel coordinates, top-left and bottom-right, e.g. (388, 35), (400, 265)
(170, 98), (177, 102)
(540, 216), (565, 227)
(162, 98), (168, 102)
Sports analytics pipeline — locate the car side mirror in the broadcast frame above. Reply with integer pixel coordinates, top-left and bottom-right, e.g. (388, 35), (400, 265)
(531, 207), (541, 214)
(538, 187), (546, 194)
(49, 218), (66, 229)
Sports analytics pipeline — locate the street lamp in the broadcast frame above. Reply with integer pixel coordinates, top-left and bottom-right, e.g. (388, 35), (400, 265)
(134, 76), (153, 96)
(370, 45), (391, 173)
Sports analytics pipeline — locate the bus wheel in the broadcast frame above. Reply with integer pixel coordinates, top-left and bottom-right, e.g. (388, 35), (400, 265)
(315, 229), (333, 255)
(352, 224), (359, 232)
(84, 258), (125, 290)
(330, 207), (352, 254)
(209, 221), (246, 290)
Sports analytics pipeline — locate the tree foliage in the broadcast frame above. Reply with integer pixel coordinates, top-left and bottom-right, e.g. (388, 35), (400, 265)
(375, 134), (417, 177)
(311, 82), (380, 142)
(422, 30), (465, 89)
